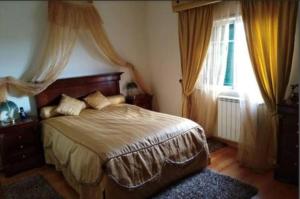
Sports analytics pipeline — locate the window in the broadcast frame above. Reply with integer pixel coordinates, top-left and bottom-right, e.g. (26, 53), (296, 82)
(198, 18), (238, 89)
(223, 23), (235, 87)
(197, 16), (263, 104)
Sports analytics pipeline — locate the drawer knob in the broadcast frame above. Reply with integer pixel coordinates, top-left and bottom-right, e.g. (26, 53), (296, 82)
(19, 145), (24, 149)
(18, 135), (22, 139)
(22, 154), (26, 159)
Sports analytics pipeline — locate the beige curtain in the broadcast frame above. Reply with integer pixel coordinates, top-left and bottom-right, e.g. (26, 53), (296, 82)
(239, 0), (298, 170)
(178, 5), (213, 117)
(0, 1), (150, 102)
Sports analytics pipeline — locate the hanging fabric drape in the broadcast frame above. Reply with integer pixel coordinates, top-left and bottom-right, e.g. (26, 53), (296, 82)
(190, 1), (239, 137)
(0, 1), (79, 102)
(234, 13), (272, 170)
(0, 1), (150, 102)
(239, 0), (298, 170)
(178, 5), (213, 118)
(0, 18), (76, 100)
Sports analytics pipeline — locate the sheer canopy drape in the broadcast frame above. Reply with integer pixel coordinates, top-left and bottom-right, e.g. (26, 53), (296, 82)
(178, 5), (213, 117)
(0, 1), (150, 102)
(239, 0), (298, 170)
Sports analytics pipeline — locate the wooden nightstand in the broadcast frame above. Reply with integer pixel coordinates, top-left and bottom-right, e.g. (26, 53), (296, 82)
(126, 94), (153, 110)
(0, 117), (44, 176)
(275, 103), (299, 184)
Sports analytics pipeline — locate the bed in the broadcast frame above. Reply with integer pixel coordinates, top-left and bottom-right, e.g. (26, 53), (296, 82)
(35, 72), (210, 199)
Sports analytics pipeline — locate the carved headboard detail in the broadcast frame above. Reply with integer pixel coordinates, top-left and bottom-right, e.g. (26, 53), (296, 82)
(35, 72), (123, 111)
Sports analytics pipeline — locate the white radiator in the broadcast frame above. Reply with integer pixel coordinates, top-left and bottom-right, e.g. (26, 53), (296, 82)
(217, 96), (241, 142)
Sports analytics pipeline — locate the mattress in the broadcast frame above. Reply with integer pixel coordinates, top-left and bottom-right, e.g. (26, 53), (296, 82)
(42, 104), (209, 189)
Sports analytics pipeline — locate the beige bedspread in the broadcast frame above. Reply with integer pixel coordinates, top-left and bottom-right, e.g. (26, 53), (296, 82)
(42, 104), (209, 189)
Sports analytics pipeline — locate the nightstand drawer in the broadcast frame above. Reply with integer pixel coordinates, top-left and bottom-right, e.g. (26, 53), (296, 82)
(4, 154), (43, 177)
(126, 94), (153, 110)
(2, 128), (37, 150)
(0, 117), (44, 176)
(135, 101), (152, 110)
(5, 146), (39, 163)
(4, 144), (39, 160)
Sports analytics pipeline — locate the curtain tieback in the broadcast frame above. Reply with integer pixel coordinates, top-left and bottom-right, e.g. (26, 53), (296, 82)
(182, 92), (192, 97)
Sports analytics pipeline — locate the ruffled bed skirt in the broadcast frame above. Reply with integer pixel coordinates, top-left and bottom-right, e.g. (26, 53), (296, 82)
(45, 148), (209, 199)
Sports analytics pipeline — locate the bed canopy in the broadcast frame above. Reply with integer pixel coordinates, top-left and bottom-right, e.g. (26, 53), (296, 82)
(0, 0), (150, 102)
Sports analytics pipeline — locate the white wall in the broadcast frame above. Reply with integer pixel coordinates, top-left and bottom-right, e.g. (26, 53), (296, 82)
(287, 2), (300, 96)
(0, 1), (149, 114)
(145, 1), (182, 116)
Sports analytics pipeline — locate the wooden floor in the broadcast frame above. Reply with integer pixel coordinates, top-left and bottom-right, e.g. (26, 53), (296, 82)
(0, 146), (298, 199)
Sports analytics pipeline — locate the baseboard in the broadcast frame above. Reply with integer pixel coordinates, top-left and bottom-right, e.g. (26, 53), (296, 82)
(211, 136), (238, 148)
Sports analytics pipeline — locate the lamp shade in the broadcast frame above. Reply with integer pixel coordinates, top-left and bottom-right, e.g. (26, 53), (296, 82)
(0, 100), (19, 124)
(126, 82), (139, 96)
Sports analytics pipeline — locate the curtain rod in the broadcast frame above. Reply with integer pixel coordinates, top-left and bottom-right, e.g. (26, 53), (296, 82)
(172, 0), (222, 12)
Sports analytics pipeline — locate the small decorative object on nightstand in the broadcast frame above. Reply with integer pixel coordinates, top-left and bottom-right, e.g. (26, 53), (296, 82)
(126, 94), (153, 110)
(19, 107), (28, 120)
(126, 82), (139, 97)
(0, 100), (19, 125)
(0, 117), (44, 176)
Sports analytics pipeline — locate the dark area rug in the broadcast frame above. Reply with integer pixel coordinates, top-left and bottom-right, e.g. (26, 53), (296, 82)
(1, 169), (257, 199)
(207, 138), (227, 153)
(0, 175), (63, 199)
(152, 169), (258, 199)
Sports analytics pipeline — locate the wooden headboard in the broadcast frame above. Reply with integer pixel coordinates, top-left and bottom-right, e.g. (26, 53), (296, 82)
(35, 72), (123, 110)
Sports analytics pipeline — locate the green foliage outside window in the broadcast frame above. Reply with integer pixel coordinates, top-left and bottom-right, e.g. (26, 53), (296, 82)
(224, 23), (235, 86)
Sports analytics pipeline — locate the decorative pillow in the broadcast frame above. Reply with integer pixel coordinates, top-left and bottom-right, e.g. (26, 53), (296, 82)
(40, 106), (59, 119)
(55, 94), (86, 116)
(84, 91), (111, 110)
(107, 95), (125, 105)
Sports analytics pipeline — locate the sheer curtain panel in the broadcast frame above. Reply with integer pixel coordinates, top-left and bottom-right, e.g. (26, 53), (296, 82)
(190, 1), (240, 137)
